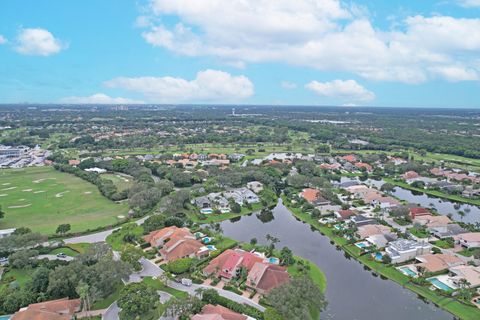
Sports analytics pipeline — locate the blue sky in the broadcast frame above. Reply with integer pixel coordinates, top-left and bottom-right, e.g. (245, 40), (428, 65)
(0, 0), (479, 107)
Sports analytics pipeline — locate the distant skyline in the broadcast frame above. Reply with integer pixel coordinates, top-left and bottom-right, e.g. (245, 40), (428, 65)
(1, 0), (480, 108)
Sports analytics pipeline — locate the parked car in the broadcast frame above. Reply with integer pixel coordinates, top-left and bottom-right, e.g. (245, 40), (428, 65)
(181, 278), (192, 286)
(56, 253), (67, 259)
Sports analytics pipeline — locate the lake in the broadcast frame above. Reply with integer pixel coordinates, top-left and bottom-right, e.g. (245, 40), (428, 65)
(219, 200), (453, 320)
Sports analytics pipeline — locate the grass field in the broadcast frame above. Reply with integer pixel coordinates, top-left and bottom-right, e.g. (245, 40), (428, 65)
(0, 167), (129, 234)
(101, 173), (134, 192)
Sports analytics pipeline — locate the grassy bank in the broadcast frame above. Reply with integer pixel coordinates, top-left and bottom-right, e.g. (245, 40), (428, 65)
(281, 196), (480, 320)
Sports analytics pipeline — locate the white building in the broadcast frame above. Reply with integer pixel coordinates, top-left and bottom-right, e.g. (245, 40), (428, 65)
(386, 239), (432, 264)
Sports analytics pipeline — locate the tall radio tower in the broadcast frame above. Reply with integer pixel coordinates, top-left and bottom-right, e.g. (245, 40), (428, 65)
(232, 107), (236, 116)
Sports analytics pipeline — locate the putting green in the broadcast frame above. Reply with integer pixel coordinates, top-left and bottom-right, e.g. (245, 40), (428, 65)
(0, 166), (128, 234)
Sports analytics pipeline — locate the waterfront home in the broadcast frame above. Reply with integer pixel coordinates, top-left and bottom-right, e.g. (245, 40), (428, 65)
(316, 204), (342, 216)
(247, 181), (264, 193)
(246, 262), (290, 294)
(413, 214), (451, 228)
(144, 226), (208, 262)
(415, 253), (464, 273)
(454, 232), (480, 249)
(350, 214), (376, 226)
(462, 186), (480, 198)
(409, 207), (431, 219)
(300, 188), (331, 206)
(203, 249), (264, 280)
(386, 239), (432, 264)
(357, 224), (393, 239)
(224, 187), (260, 204)
(335, 209), (358, 221)
(345, 185), (374, 198)
(449, 265), (480, 289)
(11, 298), (81, 320)
(403, 171), (419, 181)
(192, 196), (212, 209)
(192, 304), (249, 320)
(429, 224), (467, 239)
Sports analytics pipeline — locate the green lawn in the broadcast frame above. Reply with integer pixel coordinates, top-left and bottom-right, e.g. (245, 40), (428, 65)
(0, 268), (32, 290)
(283, 196), (480, 320)
(92, 283), (124, 309)
(143, 277), (189, 299)
(100, 173), (134, 192)
(433, 240), (454, 249)
(0, 167), (129, 234)
(106, 223), (144, 251)
(48, 247), (80, 257)
(187, 202), (272, 224)
(287, 257), (327, 293)
(66, 242), (92, 254)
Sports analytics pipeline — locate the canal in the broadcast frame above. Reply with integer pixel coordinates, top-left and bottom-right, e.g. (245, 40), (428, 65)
(341, 177), (480, 224)
(219, 200), (453, 320)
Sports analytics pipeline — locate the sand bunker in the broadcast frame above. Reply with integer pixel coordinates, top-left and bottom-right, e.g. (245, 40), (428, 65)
(22, 189), (33, 192)
(1, 187), (17, 191)
(1, 183), (11, 186)
(116, 175), (130, 182)
(8, 204), (31, 209)
(0, 194), (7, 197)
(55, 191), (70, 198)
(33, 190), (46, 194)
(84, 191), (92, 194)
(33, 178), (57, 183)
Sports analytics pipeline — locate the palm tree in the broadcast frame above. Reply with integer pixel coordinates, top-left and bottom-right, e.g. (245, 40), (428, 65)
(76, 282), (91, 317)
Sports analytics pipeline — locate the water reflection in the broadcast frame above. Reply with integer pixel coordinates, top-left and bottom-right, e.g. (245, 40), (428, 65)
(219, 200), (453, 320)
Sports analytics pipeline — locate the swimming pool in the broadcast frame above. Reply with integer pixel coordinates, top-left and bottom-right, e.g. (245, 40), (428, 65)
(200, 208), (213, 214)
(374, 252), (383, 261)
(399, 267), (417, 277)
(0, 315), (11, 320)
(202, 237), (212, 244)
(428, 277), (454, 291)
(268, 257), (280, 264)
(355, 242), (368, 249)
(206, 245), (217, 251)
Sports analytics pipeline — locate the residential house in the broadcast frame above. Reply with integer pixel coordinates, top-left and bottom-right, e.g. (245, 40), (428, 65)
(454, 232), (480, 249)
(350, 214), (376, 226)
(11, 298), (81, 320)
(144, 226), (208, 262)
(354, 162), (373, 172)
(229, 153), (245, 162)
(246, 262), (290, 294)
(415, 253), (464, 273)
(203, 249), (264, 281)
(192, 196), (212, 209)
(462, 186), (480, 199)
(356, 224), (393, 239)
(430, 224), (467, 239)
(192, 304), (249, 320)
(316, 204), (342, 216)
(224, 187), (260, 204)
(413, 214), (451, 228)
(403, 171), (419, 181)
(246, 181), (264, 193)
(449, 265), (480, 289)
(0, 228), (16, 239)
(300, 188), (331, 206)
(335, 210), (357, 221)
(68, 159), (80, 166)
(386, 239), (432, 264)
(342, 154), (357, 163)
(409, 207), (431, 219)
(366, 234), (396, 248)
(319, 163), (341, 170)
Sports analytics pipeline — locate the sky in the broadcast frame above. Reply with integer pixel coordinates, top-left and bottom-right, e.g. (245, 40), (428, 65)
(0, 0), (480, 108)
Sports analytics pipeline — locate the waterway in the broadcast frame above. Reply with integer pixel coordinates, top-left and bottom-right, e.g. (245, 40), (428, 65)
(340, 177), (480, 224)
(219, 200), (453, 320)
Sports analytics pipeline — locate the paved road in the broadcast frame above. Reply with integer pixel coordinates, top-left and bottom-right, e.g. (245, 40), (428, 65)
(65, 229), (119, 244)
(128, 258), (163, 283)
(102, 301), (120, 320)
(133, 259), (265, 311)
(37, 254), (74, 262)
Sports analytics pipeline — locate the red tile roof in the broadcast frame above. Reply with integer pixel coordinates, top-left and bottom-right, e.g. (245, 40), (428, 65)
(409, 207), (431, 219)
(11, 298), (80, 320)
(192, 304), (247, 320)
(301, 188), (320, 203)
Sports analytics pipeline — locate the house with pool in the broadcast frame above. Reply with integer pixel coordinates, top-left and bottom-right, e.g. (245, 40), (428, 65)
(385, 239), (432, 264)
(454, 232), (480, 249)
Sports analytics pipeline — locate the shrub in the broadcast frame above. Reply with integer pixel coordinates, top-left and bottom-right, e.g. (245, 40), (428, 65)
(166, 258), (194, 274)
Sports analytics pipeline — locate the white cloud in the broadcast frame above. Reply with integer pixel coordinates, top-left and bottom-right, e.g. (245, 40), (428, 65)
(61, 93), (143, 104)
(281, 81), (297, 89)
(0, 35), (7, 44)
(15, 28), (66, 56)
(140, 0), (480, 83)
(306, 79), (375, 102)
(104, 69), (254, 103)
(458, 0), (480, 7)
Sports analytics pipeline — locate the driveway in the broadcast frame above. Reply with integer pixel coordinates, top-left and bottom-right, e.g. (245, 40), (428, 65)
(102, 301), (120, 320)
(37, 254), (74, 262)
